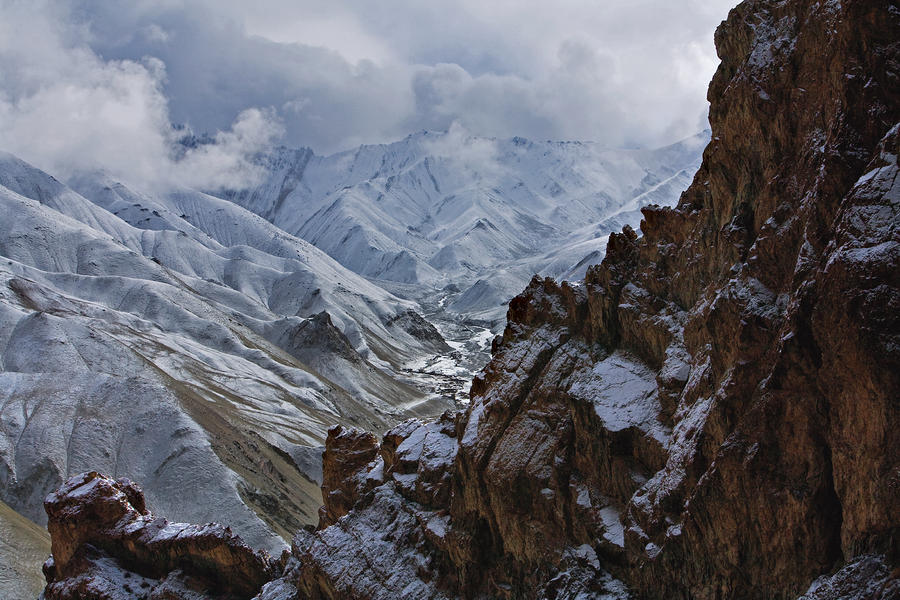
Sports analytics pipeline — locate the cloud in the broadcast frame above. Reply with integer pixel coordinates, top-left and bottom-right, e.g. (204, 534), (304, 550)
(421, 121), (504, 180)
(0, 0), (738, 186)
(173, 108), (284, 190)
(0, 1), (283, 190)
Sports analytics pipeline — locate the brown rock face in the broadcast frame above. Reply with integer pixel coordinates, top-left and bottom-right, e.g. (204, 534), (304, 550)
(42, 472), (276, 600)
(317, 425), (380, 528)
(285, 0), (899, 598)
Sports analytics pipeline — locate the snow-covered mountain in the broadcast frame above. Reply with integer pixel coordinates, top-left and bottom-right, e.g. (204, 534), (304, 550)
(224, 127), (708, 322)
(0, 151), (458, 554)
(0, 128), (704, 592)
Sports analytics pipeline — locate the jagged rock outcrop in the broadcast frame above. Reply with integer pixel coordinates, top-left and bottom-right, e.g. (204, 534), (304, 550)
(384, 310), (454, 356)
(317, 426), (380, 528)
(42, 472), (276, 599)
(40, 0), (899, 598)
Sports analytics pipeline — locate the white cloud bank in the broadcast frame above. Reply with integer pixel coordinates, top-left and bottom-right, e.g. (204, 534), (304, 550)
(0, 0), (737, 188)
(0, 1), (282, 189)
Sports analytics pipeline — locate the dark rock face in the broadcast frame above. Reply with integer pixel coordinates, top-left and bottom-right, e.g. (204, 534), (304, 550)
(384, 309), (454, 355)
(283, 0), (899, 597)
(42, 472), (276, 600)
(274, 311), (365, 368)
(41, 0), (898, 598)
(317, 425), (380, 528)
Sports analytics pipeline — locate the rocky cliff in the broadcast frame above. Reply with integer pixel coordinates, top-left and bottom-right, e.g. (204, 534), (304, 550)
(40, 0), (899, 598)
(41, 472), (276, 600)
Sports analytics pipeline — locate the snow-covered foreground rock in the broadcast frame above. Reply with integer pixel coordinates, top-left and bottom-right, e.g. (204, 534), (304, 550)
(40, 472), (275, 600)
(0, 151), (457, 558)
(225, 127), (707, 324)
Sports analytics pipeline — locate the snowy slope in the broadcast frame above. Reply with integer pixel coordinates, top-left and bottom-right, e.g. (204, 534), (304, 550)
(0, 127), (703, 572)
(0, 499), (48, 600)
(0, 152), (456, 555)
(224, 129), (707, 323)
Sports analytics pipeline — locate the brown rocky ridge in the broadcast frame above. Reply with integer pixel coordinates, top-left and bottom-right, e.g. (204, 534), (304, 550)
(40, 0), (899, 597)
(41, 472), (276, 599)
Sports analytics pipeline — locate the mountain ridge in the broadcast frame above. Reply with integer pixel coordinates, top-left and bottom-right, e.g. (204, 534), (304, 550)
(222, 128), (708, 323)
(0, 149), (459, 560)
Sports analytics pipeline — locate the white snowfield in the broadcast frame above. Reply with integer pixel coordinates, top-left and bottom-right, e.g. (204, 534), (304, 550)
(225, 128), (707, 323)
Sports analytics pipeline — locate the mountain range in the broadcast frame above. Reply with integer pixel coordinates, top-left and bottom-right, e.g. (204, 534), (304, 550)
(224, 127), (708, 322)
(0, 128), (704, 598)
(26, 0), (898, 597)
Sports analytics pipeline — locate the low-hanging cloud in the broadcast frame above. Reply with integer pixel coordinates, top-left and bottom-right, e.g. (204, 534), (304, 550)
(173, 108), (284, 190)
(0, 1), (283, 190)
(421, 121), (505, 181)
(0, 0), (737, 188)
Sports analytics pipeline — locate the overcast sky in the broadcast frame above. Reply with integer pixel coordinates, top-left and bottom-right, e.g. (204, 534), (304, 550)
(0, 0), (737, 188)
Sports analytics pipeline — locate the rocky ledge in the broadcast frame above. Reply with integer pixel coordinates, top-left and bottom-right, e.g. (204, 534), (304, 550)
(41, 472), (276, 599)
(40, 0), (898, 598)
